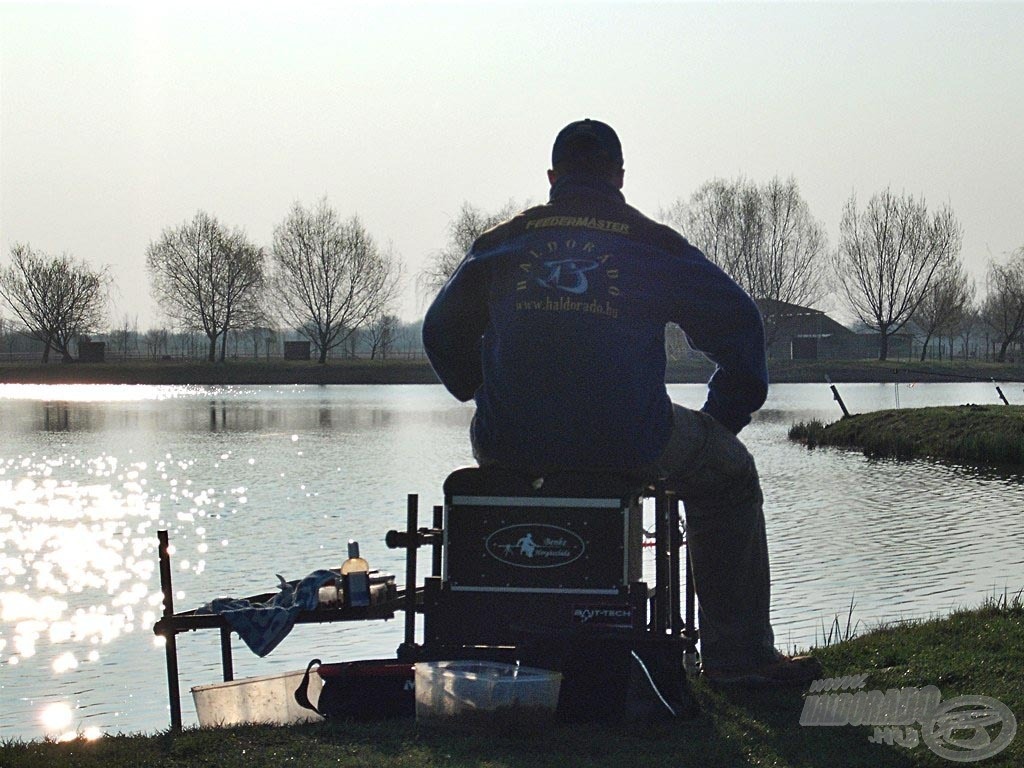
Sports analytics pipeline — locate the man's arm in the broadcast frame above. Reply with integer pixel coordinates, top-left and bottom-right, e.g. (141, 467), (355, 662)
(422, 256), (489, 402)
(669, 245), (768, 434)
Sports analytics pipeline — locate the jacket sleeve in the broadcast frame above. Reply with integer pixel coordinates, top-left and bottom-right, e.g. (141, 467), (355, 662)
(422, 255), (489, 402)
(668, 244), (768, 434)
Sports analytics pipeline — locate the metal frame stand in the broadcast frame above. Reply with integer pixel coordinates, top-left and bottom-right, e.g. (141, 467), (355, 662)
(387, 484), (699, 669)
(154, 533), (400, 731)
(154, 483), (700, 731)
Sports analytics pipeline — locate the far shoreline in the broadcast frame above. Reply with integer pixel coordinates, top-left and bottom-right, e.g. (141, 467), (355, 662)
(0, 357), (1022, 387)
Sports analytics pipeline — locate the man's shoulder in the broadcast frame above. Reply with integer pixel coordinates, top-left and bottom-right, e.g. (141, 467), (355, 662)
(470, 198), (699, 262)
(469, 205), (545, 253)
(513, 199), (695, 253)
(621, 203), (694, 255)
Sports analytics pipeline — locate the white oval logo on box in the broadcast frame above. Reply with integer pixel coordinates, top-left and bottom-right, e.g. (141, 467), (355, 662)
(484, 525), (585, 568)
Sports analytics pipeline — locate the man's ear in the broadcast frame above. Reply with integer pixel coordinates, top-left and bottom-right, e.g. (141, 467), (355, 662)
(547, 169), (558, 186)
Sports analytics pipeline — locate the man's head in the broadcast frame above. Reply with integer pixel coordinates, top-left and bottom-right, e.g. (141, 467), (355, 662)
(549, 119), (624, 188)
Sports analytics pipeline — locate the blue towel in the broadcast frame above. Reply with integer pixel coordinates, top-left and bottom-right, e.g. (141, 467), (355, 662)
(199, 570), (337, 657)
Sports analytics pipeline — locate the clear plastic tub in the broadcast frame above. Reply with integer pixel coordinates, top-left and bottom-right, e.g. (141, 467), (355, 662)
(192, 669), (323, 727)
(414, 661), (561, 720)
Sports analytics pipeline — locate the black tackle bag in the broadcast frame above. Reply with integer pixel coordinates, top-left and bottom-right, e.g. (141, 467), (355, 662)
(521, 629), (699, 725)
(294, 658), (415, 720)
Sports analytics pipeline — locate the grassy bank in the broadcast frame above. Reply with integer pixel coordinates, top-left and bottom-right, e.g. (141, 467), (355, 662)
(3, 598), (1021, 767)
(761, 358), (1024, 385)
(790, 404), (1024, 467)
(1, 358), (1022, 386)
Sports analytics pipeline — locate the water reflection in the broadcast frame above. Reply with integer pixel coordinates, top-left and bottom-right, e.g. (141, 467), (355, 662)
(0, 383), (1021, 740)
(318, 404), (332, 429)
(209, 402), (224, 431)
(42, 403), (71, 432)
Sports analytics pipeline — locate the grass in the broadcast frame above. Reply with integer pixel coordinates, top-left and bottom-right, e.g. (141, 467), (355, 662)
(817, 596), (861, 649)
(790, 405), (1024, 467)
(3, 596), (1022, 768)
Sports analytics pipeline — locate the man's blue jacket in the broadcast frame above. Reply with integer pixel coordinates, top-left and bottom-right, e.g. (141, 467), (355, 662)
(423, 174), (768, 473)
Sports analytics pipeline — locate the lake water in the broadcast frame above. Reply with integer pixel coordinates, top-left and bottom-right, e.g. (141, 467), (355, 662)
(1, 381), (1022, 741)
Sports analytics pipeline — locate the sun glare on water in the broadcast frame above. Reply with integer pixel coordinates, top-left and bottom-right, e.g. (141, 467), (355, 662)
(0, 383), (213, 403)
(0, 439), (250, 737)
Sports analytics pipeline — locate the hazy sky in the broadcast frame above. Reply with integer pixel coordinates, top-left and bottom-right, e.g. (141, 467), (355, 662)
(2, 1), (1022, 328)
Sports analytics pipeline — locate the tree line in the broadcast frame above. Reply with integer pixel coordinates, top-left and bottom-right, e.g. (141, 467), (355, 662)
(2, 183), (1024, 364)
(423, 180), (1021, 362)
(661, 178), (972, 361)
(1, 199), (403, 364)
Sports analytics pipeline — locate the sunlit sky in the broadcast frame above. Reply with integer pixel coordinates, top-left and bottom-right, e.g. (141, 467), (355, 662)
(2, 1), (1022, 328)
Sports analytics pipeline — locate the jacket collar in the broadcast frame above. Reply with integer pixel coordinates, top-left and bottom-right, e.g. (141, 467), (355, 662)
(549, 172), (626, 205)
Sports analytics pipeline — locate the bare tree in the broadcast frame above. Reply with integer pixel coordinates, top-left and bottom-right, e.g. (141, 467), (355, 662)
(419, 200), (521, 296)
(831, 189), (961, 360)
(143, 327), (168, 359)
(240, 325), (272, 359)
(270, 200), (401, 364)
(344, 327), (360, 359)
(0, 317), (11, 361)
(914, 259), (973, 361)
(366, 312), (399, 360)
(755, 178), (829, 314)
(109, 314), (140, 361)
(392, 319), (423, 359)
(663, 176), (828, 345)
(216, 238), (265, 362)
(0, 243), (110, 362)
(953, 306), (983, 360)
(981, 249), (1024, 362)
(146, 211), (265, 363)
(663, 179), (753, 280)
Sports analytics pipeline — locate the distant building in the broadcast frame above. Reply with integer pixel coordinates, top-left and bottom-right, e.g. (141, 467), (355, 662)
(757, 300), (913, 360)
(283, 341), (311, 360)
(78, 340), (106, 363)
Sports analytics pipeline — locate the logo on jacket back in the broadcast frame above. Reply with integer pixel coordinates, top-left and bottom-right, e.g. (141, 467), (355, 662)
(514, 239), (623, 318)
(484, 524), (585, 568)
(536, 258), (598, 294)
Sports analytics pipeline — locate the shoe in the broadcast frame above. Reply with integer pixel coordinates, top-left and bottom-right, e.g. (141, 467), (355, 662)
(702, 654), (823, 688)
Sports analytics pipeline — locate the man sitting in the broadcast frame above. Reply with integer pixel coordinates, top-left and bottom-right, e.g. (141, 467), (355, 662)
(423, 118), (821, 687)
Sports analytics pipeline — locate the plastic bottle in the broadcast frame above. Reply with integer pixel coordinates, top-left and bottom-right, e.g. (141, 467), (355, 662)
(341, 540), (371, 607)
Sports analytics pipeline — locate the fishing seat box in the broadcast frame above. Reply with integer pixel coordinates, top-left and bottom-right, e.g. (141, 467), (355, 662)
(422, 467), (648, 655)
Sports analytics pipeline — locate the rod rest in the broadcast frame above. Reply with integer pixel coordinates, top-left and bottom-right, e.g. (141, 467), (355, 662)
(385, 527), (443, 549)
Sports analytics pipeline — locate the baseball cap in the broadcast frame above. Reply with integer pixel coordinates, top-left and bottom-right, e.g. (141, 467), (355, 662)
(551, 119), (623, 168)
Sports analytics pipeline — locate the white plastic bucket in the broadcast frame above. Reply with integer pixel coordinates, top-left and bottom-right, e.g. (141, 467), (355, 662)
(191, 669), (323, 728)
